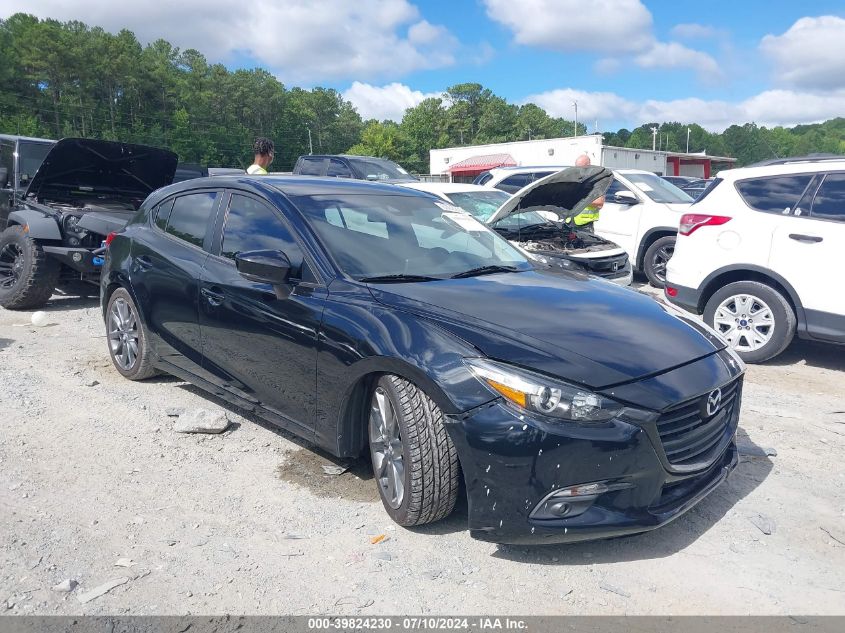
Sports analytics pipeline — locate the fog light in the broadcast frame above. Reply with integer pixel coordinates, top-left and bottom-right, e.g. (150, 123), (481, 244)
(72, 252), (83, 262)
(530, 480), (633, 520)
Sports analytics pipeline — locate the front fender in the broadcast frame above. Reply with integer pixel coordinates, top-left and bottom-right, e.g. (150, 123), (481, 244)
(8, 209), (62, 241)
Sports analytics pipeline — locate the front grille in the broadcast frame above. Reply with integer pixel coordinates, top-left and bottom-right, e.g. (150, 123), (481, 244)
(657, 378), (741, 467)
(583, 253), (629, 274)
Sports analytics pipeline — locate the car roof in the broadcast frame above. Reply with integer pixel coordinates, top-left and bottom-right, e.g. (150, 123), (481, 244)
(157, 175), (430, 198)
(0, 134), (55, 144)
(300, 154), (391, 161)
(486, 165), (569, 174)
(716, 160), (845, 182)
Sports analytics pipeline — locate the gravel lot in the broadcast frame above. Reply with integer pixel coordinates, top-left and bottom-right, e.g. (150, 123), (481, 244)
(1, 282), (844, 616)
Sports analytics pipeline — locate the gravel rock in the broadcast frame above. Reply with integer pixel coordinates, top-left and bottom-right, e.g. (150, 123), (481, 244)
(599, 582), (631, 598)
(737, 441), (778, 457)
(173, 409), (230, 434)
(165, 407), (184, 417)
(51, 579), (77, 593)
(750, 514), (776, 535)
(76, 577), (129, 604)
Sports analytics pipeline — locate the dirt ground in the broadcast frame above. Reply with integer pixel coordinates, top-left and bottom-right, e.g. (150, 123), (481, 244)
(1, 282), (844, 616)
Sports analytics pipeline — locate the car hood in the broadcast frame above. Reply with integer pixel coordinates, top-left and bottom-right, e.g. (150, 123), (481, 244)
(25, 138), (178, 205)
(368, 270), (725, 389)
(486, 166), (613, 225)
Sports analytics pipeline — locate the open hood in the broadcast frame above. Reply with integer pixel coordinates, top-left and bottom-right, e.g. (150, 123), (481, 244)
(25, 138), (178, 206)
(486, 166), (613, 225)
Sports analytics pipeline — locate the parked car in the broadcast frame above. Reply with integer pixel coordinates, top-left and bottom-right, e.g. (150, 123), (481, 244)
(595, 169), (695, 288)
(398, 172), (632, 285)
(0, 137), (178, 309)
(292, 154), (416, 182)
(0, 134), (56, 225)
(173, 163), (245, 182)
(665, 156), (845, 363)
(676, 178), (715, 200)
(101, 174), (744, 544)
(473, 165), (564, 193)
(662, 175), (700, 188)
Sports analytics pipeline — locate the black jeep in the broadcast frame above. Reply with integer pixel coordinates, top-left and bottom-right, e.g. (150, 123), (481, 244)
(0, 137), (177, 309)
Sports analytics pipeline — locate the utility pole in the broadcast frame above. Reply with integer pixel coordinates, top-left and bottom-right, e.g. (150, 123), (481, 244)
(651, 126), (658, 151)
(527, 128), (532, 141)
(306, 126), (313, 155)
(686, 127), (691, 153)
(572, 101), (578, 137)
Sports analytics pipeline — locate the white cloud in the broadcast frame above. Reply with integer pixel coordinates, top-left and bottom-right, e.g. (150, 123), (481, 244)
(760, 16), (845, 90)
(343, 82), (442, 121)
(5, 0), (459, 82)
(482, 0), (718, 77)
(635, 42), (721, 78)
(671, 23), (720, 39)
(523, 87), (845, 132)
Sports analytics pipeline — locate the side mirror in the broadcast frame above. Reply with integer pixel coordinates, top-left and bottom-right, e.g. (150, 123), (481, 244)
(0, 167), (8, 188)
(612, 191), (639, 205)
(235, 249), (292, 285)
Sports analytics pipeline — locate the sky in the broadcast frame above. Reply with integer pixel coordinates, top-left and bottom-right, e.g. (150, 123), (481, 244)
(6, 0), (845, 132)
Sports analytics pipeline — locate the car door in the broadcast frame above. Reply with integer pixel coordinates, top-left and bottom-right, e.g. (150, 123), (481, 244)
(134, 190), (220, 375)
(593, 178), (643, 257)
(769, 172), (845, 341)
(198, 191), (326, 435)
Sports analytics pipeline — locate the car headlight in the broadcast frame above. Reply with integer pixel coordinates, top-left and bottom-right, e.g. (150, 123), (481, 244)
(464, 358), (623, 423)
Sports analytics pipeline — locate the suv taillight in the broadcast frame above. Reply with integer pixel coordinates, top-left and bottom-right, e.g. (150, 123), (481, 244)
(679, 214), (732, 236)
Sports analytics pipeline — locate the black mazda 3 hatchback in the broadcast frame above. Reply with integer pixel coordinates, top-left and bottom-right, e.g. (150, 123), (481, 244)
(101, 171), (744, 544)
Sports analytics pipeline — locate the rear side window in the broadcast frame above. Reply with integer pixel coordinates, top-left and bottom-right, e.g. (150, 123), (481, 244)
(297, 157), (325, 176)
(530, 171), (555, 181)
(735, 175), (813, 214)
(154, 199), (174, 230)
(810, 174), (845, 222)
(327, 159), (352, 178)
(221, 195), (302, 273)
(474, 172), (493, 186)
(165, 192), (218, 247)
(496, 174), (531, 193)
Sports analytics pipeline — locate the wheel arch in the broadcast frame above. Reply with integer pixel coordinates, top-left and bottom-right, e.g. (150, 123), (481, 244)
(636, 227), (677, 270)
(699, 265), (805, 325)
(333, 357), (464, 459)
(7, 210), (62, 241)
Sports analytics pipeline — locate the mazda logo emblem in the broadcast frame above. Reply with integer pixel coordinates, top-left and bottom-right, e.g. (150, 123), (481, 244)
(705, 388), (722, 417)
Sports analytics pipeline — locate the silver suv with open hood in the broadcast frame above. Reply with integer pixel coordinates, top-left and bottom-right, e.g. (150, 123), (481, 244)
(400, 166), (632, 285)
(0, 137), (177, 309)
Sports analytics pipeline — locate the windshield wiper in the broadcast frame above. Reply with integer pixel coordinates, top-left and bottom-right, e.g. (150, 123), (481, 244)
(359, 274), (441, 283)
(451, 265), (520, 279)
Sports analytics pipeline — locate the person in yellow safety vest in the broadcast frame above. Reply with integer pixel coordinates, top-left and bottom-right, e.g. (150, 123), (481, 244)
(566, 153), (604, 233)
(247, 137), (275, 175)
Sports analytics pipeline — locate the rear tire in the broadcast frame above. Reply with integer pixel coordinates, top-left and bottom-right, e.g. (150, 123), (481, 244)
(105, 287), (158, 380)
(703, 281), (796, 363)
(368, 375), (460, 527)
(0, 225), (60, 310)
(643, 235), (675, 288)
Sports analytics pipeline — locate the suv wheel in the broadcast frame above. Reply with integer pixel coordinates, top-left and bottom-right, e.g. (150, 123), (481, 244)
(704, 281), (796, 363)
(368, 375), (460, 527)
(0, 225), (60, 310)
(643, 236), (675, 288)
(106, 288), (158, 380)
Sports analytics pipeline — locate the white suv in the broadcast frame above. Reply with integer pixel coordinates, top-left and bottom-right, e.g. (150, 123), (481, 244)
(665, 158), (845, 362)
(594, 169), (694, 287)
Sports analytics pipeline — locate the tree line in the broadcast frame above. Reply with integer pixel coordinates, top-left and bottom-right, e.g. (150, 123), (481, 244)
(1, 14), (843, 173)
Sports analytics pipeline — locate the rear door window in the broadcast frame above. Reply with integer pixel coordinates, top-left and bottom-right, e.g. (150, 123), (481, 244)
(496, 174), (531, 193)
(810, 173), (845, 223)
(735, 175), (814, 214)
(327, 159), (353, 178)
(164, 192), (218, 248)
(297, 157), (325, 176)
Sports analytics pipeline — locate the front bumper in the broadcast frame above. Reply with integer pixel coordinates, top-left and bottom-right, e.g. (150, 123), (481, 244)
(665, 282), (703, 314)
(445, 383), (740, 545)
(42, 245), (105, 274)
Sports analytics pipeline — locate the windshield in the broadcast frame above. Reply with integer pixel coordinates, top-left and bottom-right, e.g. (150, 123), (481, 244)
(348, 157), (416, 181)
(447, 190), (511, 222)
(291, 193), (532, 280)
(18, 141), (54, 189)
(624, 172), (693, 204)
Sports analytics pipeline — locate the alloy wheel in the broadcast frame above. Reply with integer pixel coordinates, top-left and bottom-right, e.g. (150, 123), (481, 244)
(713, 294), (775, 352)
(369, 387), (405, 509)
(650, 243), (674, 283)
(108, 297), (140, 370)
(0, 243), (24, 289)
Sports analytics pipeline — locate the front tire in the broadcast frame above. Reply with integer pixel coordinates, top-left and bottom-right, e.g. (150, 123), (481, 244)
(643, 235), (675, 288)
(106, 288), (158, 380)
(0, 225), (60, 310)
(368, 376), (460, 526)
(703, 281), (796, 363)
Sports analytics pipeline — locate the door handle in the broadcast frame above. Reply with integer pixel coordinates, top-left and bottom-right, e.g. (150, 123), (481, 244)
(788, 234), (823, 243)
(137, 255), (153, 269)
(201, 286), (225, 306)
